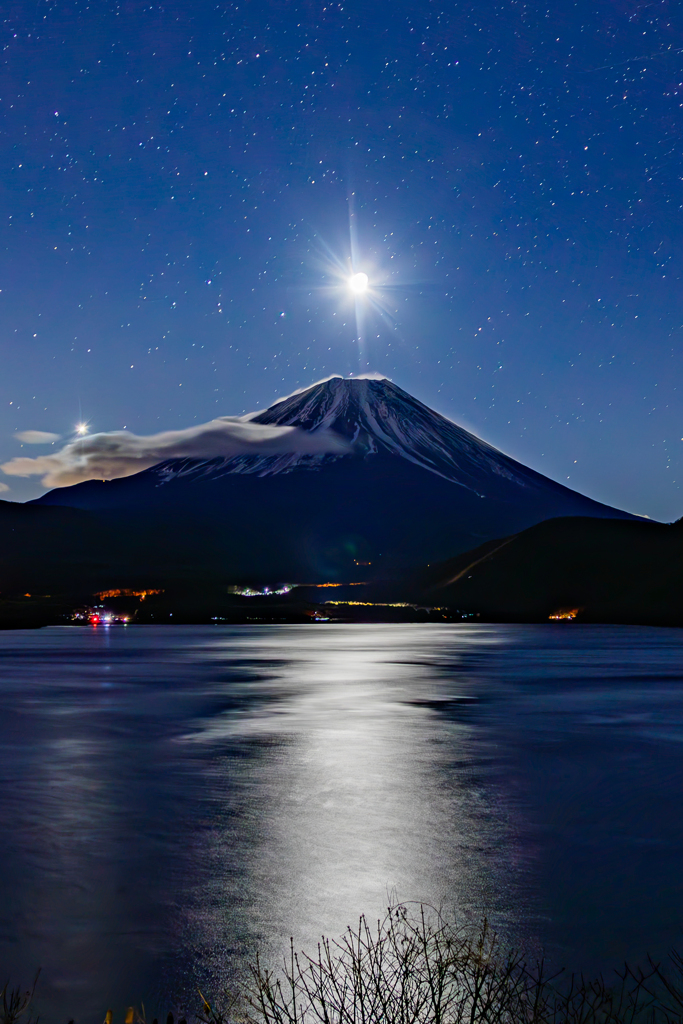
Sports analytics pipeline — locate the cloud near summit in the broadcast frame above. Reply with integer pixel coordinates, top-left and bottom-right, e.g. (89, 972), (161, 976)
(0, 416), (350, 488)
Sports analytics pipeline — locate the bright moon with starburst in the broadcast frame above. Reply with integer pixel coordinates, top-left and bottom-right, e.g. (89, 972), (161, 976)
(349, 272), (369, 294)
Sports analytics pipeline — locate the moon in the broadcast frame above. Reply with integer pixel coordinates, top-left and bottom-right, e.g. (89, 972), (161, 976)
(349, 272), (369, 294)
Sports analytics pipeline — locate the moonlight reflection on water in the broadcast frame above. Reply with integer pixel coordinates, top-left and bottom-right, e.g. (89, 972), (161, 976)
(179, 626), (520, 984)
(1, 624), (683, 1020)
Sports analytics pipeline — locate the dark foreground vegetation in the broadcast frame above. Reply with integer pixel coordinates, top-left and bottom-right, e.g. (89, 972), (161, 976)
(6, 905), (683, 1024)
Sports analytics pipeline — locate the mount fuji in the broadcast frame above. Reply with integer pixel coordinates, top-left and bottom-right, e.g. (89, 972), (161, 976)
(31, 376), (639, 582)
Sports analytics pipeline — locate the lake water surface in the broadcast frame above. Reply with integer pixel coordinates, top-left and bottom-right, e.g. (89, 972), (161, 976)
(1, 623), (683, 1020)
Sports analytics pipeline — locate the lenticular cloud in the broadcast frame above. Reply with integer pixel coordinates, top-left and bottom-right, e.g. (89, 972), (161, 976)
(0, 416), (350, 488)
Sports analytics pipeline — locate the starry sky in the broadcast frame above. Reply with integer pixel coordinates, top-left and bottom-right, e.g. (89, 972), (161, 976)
(1, 0), (682, 519)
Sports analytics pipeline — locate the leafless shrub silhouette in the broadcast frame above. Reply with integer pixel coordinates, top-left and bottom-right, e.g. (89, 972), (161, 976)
(240, 903), (683, 1024)
(9, 905), (683, 1024)
(0, 971), (40, 1024)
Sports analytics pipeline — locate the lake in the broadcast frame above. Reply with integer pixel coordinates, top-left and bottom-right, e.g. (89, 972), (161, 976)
(1, 623), (683, 1021)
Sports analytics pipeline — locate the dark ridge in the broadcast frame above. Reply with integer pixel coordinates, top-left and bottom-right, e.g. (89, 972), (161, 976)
(421, 515), (683, 625)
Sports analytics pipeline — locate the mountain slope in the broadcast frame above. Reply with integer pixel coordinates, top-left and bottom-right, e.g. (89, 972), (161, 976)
(30, 377), (640, 581)
(419, 515), (682, 624)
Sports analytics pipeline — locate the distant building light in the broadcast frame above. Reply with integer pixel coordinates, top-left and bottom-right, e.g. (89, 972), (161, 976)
(548, 608), (581, 621)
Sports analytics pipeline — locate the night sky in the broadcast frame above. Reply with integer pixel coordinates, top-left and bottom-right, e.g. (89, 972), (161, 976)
(1, 0), (682, 519)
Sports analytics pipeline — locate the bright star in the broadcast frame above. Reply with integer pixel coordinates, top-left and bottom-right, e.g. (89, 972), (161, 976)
(75, 423), (88, 436)
(349, 272), (369, 294)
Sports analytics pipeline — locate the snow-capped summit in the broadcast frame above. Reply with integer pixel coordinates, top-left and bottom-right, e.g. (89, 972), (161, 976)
(249, 375), (534, 493)
(155, 375), (546, 495)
